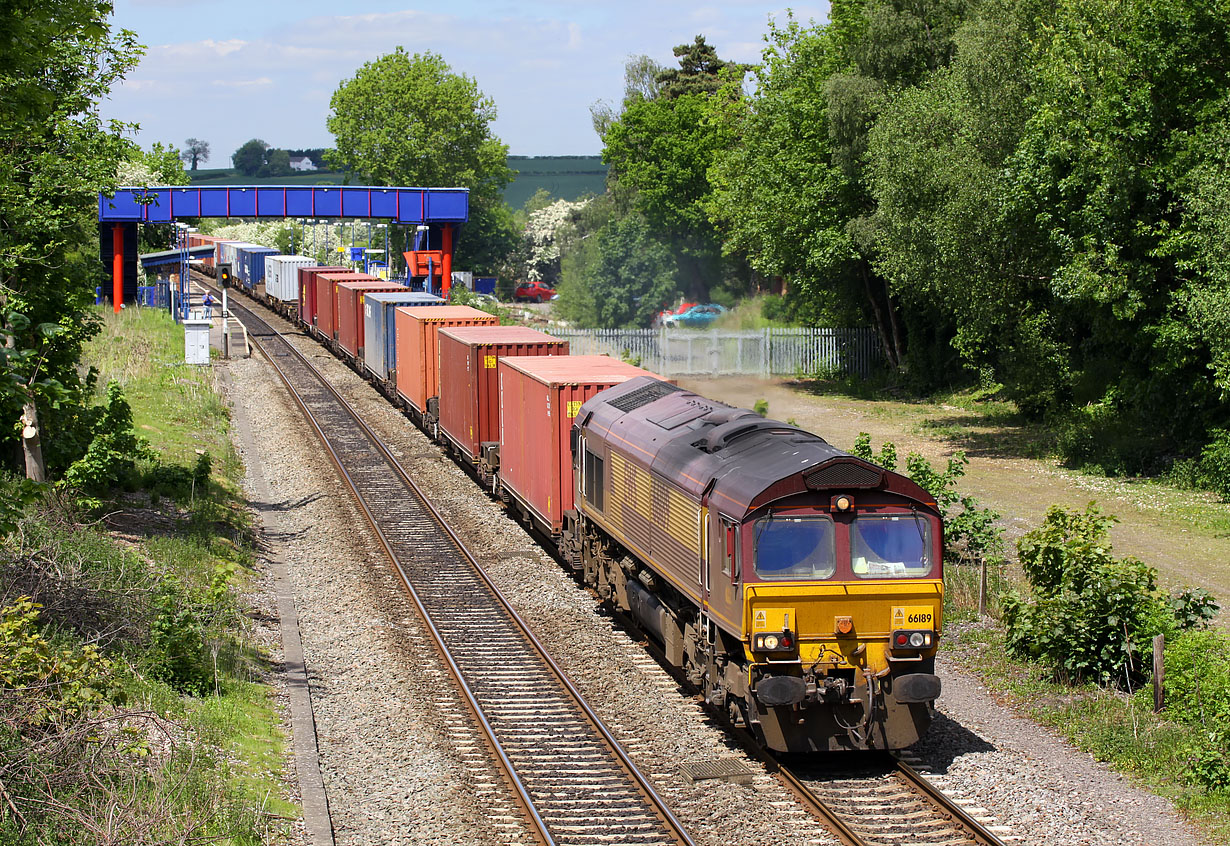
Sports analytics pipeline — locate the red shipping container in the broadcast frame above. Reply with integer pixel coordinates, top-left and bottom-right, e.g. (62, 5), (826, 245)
(190, 233), (223, 269)
(498, 356), (667, 533)
(335, 281), (408, 359)
(437, 326), (568, 463)
(316, 271), (373, 341)
(394, 306), (498, 414)
(298, 266), (347, 332)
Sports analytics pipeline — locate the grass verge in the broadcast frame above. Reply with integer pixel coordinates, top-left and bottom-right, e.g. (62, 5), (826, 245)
(1, 304), (295, 844)
(945, 620), (1230, 842)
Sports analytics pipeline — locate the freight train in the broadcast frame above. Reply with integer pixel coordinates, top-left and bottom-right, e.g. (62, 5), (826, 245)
(190, 233), (944, 753)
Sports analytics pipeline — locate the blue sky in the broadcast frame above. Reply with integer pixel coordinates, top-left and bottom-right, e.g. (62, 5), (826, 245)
(100, 1), (830, 166)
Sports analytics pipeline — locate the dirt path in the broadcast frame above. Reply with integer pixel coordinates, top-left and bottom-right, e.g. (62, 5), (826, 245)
(680, 376), (1230, 610)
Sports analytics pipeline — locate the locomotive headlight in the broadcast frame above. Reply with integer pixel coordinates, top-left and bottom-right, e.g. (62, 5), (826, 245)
(763, 633), (780, 650)
(909, 632), (926, 648)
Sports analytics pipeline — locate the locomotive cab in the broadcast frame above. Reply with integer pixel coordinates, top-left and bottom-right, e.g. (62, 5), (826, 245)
(733, 492), (944, 752)
(568, 377), (944, 753)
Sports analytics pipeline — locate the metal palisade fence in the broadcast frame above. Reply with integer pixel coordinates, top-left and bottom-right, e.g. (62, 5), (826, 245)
(544, 327), (881, 378)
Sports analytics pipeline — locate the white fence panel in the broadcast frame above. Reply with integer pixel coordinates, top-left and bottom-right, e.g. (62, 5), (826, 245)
(545, 327), (881, 377)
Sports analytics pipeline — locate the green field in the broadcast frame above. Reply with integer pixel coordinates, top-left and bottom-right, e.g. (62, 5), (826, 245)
(189, 168), (345, 186)
(504, 156), (607, 207)
(188, 155), (608, 208)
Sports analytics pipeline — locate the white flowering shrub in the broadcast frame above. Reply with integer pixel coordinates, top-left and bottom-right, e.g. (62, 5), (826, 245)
(114, 160), (172, 188)
(523, 198), (589, 283)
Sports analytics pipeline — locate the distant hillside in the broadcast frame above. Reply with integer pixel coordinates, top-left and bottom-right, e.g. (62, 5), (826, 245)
(188, 155), (608, 207)
(504, 156), (607, 208)
(188, 168), (345, 186)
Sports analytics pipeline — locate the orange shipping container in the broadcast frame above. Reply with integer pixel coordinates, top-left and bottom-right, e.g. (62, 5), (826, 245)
(437, 326), (568, 463)
(498, 356), (667, 534)
(335, 281), (408, 359)
(394, 306), (497, 415)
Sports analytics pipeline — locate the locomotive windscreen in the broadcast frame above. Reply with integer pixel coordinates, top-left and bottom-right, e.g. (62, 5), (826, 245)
(851, 515), (933, 578)
(753, 516), (837, 580)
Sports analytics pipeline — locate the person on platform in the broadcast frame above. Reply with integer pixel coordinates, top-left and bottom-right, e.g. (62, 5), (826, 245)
(202, 290), (215, 319)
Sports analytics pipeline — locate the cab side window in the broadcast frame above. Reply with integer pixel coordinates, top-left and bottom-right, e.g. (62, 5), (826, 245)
(720, 519), (739, 581)
(584, 448), (604, 510)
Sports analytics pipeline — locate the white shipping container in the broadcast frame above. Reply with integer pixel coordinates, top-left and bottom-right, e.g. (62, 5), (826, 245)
(265, 255), (315, 303)
(216, 241), (256, 270)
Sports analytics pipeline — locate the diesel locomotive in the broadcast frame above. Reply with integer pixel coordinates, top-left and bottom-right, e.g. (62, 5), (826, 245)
(564, 377), (943, 753)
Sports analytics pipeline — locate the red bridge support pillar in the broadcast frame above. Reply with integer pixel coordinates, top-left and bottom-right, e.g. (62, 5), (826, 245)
(112, 223), (124, 314)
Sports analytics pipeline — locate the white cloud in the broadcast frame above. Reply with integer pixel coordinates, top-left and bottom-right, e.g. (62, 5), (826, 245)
(211, 77), (273, 88)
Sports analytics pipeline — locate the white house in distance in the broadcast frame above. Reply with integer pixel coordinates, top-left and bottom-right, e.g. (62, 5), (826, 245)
(289, 156), (317, 172)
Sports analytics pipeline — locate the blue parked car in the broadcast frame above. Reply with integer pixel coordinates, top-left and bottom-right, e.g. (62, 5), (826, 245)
(662, 303), (726, 328)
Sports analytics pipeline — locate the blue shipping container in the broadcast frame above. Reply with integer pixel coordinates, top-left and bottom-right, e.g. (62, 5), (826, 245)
(362, 290), (445, 381)
(237, 246), (279, 289)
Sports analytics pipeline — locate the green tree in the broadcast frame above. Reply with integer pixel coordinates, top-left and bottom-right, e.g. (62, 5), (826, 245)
(231, 138), (269, 177)
(555, 209), (679, 328)
(656, 35), (749, 99)
(326, 48), (517, 271)
(869, 0), (1230, 469)
(705, 3), (971, 364)
(867, 0), (1043, 390)
(262, 148), (291, 177)
(0, 0), (142, 479)
(601, 36), (747, 301)
(591, 55), (665, 141)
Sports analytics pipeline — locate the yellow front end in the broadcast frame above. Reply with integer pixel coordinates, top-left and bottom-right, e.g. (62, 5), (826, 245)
(741, 580), (944, 752)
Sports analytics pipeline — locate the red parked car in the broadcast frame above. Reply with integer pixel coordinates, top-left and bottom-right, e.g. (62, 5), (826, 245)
(514, 281), (556, 303)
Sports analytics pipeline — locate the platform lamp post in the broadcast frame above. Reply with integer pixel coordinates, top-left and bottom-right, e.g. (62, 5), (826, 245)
(377, 223), (388, 280)
(182, 224), (197, 318)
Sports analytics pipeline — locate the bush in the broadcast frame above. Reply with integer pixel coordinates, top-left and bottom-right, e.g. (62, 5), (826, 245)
(1197, 429), (1230, 499)
(0, 597), (117, 725)
(145, 579), (212, 696)
(62, 381), (153, 493)
(1144, 628), (1230, 791)
(1004, 503), (1212, 685)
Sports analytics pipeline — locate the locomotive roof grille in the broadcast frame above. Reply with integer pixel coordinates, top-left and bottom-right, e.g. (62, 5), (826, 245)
(804, 462), (883, 489)
(606, 380), (683, 412)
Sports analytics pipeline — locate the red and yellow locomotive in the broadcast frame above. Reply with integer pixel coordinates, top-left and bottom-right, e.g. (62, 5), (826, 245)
(566, 377), (943, 753)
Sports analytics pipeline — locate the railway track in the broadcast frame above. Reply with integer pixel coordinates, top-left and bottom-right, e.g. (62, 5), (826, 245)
(775, 753), (1011, 846)
(211, 283), (694, 846)
(622, 613), (1011, 846)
